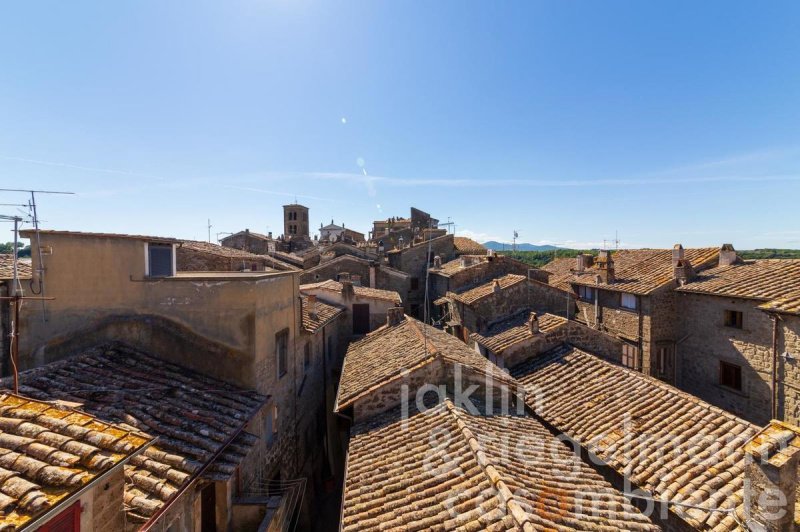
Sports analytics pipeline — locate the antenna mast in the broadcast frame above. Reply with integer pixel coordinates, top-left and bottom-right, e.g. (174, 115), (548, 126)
(0, 188), (74, 321)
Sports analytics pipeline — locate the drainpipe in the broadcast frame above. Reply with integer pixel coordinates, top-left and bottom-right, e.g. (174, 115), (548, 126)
(771, 313), (780, 420)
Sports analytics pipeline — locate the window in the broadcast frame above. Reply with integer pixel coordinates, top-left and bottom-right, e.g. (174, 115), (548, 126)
(148, 243), (173, 278)
(266, 404), (278, 446)
(410, 277), (420, 291)
(622, 343), (639, 370)
(39, 501), (80, 532)
(303, 342), (311, 372)
(578, 286), (595, 301)
(719, 360), (742, 391)
(724, 310), (743, 329)
(654, 345), (674, 379)
(620, 293), (637, 310)
(276, 329), (289, 378)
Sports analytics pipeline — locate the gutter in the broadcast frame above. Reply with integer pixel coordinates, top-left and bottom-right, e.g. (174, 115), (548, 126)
(22, 438), (157, 531)
(771, 313), (781, 420)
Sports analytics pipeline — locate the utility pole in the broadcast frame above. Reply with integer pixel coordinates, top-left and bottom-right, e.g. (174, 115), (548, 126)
(207, 219), (212, 243)
(512, 230), (519, 255)
(0, 215), (53, 392)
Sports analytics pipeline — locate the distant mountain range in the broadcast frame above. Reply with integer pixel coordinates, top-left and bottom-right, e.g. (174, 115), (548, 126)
(482, 241), (562, 252)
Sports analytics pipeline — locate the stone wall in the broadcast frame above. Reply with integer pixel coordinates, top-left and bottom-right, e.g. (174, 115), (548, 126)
(388, 235), (456, 315)
(778, 315), (800, 425)
(677, 292), (774, 424)
(220, 231), (271, 254)
(575, 288), (647, 368)
(89, 467), (126, 531)
(352, 358), (445, 422)
(176, 247), (272, 272)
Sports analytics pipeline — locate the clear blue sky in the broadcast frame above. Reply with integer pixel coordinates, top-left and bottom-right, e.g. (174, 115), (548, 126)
(1, 1), (799, 249)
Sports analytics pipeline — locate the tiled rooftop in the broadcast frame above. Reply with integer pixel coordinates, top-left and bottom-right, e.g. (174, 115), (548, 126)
(540, 257), (576, 291)
(512, 345), (759, 530)
(0, 393), (152, 530)
(470, 310), (567, 353)
(677, 259), (800, 301)
(181, 240), (297, 270)
(300, 279), (402, 304)
(758, 290), (800, 316)
(0, 255), (31, 281)
(335, 316), (515, 411)
(452, 236), (486, 255)
(342, 398), (658, 531)
(570, 248), (720, 295)
(10, 344), (266, 525)
(448, 273), (527, 305)
(301, 295), (345, 333)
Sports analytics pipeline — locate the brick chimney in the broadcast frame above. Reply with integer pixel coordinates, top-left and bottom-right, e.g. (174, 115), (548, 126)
(720, 244), (739, 267)
(673, 259), (695, 286)
(672, 244), (684, 267)
(433, 255), (442, 269)
(597, 250), (615, 284)
(528, 312), (539, 335)
(387, 306), (404, 327)
(341, 280), (355, 300)
(307, 294), (317, 319)
(743, 421), (800, 531)
(575, 254), (590, 272)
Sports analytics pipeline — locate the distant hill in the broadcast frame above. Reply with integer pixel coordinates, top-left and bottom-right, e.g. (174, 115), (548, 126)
(482, 241), (561, 252)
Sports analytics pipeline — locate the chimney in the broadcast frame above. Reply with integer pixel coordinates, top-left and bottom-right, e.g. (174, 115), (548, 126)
(672, 244), (685, 267)
(487, 249), (496, 258)
(433, 255), (442, 269)
(720, 244), (739, 267)
(387, 306), (404, 327)
(268, 231), (273, 239)
(528, 313), (539, 335)
(743, 421), (800, 531)
(575, 254), (587, 272)
(493, 279), (502, 294)
(460, 256), (468, 268)
(339, 272), (351, 283)
(673, 259), (695, 286)
(307, 294), (317, 318)
(597, 250), (615, 284)
(341, 280), (355, 300)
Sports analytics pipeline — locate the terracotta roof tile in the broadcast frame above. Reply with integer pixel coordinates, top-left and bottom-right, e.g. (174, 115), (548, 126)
(452, 237), (487, 255)
(570, 248), (720, 295)
(300, 279), (402, 304)
(470, 311), (567, 353)
(10, 345), (266, 525)
(301, 295), (345, 332)
(180, 240), (297, 271)
(511, 345), (759, 530)
(0, 393), (151, 530)
(541, 257), (576, 291)
(335, 316), (515, 411)
(758, 291), (800, 316)
(449, 273), (527, 305)
(677, 259), (800, 301)
(342, 399), (657, 531)
(0, 255), (31, 281)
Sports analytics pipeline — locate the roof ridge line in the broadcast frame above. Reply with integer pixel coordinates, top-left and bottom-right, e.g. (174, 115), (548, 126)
(443, 400), (532, 529)
(406, 317), (440, 357)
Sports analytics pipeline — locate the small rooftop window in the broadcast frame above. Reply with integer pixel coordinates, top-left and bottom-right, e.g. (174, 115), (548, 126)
(147, 243), (174, 278)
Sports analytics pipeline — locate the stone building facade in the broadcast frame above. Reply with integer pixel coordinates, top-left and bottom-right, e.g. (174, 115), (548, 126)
(675, 260), (800, 426)
(387, 233), (456, 317)
(16, 229), (348, 530)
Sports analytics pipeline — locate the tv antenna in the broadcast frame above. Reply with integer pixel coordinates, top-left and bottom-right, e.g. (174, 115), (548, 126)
(0, 188), (75, 320)
(512, 230), (519, 254)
